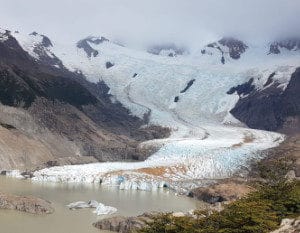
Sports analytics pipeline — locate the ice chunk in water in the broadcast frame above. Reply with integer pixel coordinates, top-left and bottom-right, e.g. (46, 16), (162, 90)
(67, 200), (117, 215)
(67, 201), (91, 209)
(93, 203), (117, 215)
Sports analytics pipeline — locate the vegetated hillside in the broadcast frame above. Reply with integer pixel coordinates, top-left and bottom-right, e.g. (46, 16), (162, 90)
(0, 30), (170, 170)
(137, 160), (300, 233)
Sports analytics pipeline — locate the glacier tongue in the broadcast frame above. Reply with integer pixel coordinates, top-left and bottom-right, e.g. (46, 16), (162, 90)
(12, 31), (299, 190)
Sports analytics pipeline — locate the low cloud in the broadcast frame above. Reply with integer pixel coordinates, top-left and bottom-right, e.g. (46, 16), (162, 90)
(0, 0), (299, 49)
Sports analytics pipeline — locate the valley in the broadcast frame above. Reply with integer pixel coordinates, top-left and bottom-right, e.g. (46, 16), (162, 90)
(0, 25), (299, 233)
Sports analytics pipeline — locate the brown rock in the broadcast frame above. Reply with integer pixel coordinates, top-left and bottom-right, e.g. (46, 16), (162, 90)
(189, 181), (252, 204)
(0, 192), (54, 214)
(93, 213), (153, 233)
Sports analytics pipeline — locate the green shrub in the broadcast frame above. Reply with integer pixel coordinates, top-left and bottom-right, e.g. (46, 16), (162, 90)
(137, 158), (300, 233)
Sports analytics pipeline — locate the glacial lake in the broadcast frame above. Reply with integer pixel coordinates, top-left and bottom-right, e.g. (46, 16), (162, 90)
(0, 176), (200, 233)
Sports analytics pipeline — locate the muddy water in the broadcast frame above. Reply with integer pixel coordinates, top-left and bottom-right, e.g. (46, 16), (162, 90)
(0, 176), (200, 233)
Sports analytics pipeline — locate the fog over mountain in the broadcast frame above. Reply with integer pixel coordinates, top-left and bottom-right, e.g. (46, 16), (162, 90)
(1, 0), (300, 50)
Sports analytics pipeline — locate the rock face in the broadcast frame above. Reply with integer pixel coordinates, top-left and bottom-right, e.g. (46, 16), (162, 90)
(106, 61), (114, 69)
(77, 36), (109, 58)
(0, 30), (170, 170)
(202, 37), (248, 64)
(218, 37), (248, 59)
(230, 67), (300, 131)
(0, 192), (54, 214)
(269, 38), (300, 54)
(227, 78), (255, 96)
(189, 181), (252, 204)
(93, 213), (153, 233)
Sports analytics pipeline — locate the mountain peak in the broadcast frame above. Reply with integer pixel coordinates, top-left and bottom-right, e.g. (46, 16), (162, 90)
(29, 31), (53, 48)
(202, 37), (248, 64)
(218, 37), (248, 59)
(77, 36), (109, 58)
(269, 38), (300, 54)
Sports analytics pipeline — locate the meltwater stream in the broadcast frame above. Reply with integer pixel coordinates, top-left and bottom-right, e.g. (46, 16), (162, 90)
(0, 176), (200, 233)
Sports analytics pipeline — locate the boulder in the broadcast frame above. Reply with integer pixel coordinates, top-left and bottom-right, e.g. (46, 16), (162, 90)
(93, 213), (153, 233)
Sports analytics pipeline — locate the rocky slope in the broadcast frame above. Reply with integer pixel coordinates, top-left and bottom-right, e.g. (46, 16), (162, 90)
(230, 67), (300, 131)
(0, 29), (169, 171)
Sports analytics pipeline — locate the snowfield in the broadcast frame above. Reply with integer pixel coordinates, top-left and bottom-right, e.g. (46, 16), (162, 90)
(12, 31), (300, 191)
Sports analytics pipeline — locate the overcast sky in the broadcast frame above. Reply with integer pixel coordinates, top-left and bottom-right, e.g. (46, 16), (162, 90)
(0, 0), (300, 48)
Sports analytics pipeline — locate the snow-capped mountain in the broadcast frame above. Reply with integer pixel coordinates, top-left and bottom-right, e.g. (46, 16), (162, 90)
(1, 28), (300, 190)
(201, 37), (248, 64)
(269, 38), (300, 54)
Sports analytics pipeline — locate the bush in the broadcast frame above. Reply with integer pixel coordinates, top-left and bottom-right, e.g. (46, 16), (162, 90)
(137, 158), (300, 233)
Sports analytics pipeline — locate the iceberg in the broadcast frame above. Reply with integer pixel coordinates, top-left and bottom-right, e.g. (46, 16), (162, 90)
(93, 203), (117, 215)
(67, 200), (117, 215)
(67, 201), (92, 209)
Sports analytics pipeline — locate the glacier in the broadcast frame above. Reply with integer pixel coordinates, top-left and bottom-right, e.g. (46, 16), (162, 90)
(10, 31), (300, 190)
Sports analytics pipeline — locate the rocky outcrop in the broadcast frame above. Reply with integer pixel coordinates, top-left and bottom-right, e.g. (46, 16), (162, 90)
(180, 79), (195, 93)
(0, 192), (54, 214)
(250, 134), (300, 179)
(230, 68), (300, 131)
(27, 32), (64, 69)
(202, 37), (248, 64)
(189, 181), (252, 204)
(77, 36), (109, 58)
(93, 213), (153, 233)
(218, 37), (248, 59)
(269, 38), (300, 54)
(227, 78), (255, 96)
(270, 218), (300, 233)
(106, 61), (114, 69)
